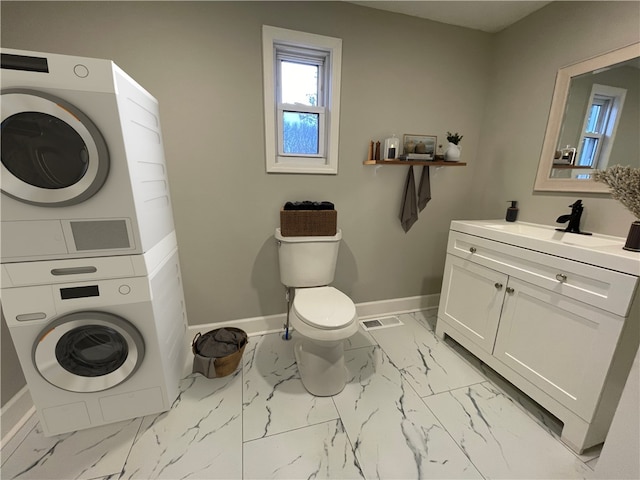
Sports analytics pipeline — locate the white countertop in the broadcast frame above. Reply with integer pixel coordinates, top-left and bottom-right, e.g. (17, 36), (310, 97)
(450, 220), (640, 277)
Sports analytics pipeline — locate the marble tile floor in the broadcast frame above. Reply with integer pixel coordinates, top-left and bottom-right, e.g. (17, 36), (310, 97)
(1, 310), (603, 479)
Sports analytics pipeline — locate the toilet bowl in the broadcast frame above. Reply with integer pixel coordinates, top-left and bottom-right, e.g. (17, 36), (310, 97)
(289, 286), (358, 396)
(275, 228), (358, 396)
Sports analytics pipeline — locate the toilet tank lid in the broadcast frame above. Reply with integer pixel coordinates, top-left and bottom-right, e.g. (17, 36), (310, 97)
(293, 287), (356, 329)
(275, 228), (342, 243)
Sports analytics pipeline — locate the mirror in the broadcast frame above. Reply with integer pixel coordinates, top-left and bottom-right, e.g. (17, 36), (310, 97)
(534, 42), (640, 193)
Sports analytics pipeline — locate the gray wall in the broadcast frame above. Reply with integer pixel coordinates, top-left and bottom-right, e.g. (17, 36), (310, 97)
(470, 1), (640, 232)
(1, 1), (492, 404)
(1, 1), (638, 407)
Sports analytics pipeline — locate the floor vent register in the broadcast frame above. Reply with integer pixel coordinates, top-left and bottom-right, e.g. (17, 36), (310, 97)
(359, 315), (403, 331)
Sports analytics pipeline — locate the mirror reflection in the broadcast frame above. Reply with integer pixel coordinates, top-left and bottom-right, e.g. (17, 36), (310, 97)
(551, 57), (639, 180)
(535, 42), (640, 193)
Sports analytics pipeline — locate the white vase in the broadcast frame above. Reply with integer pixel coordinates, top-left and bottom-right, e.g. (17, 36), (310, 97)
(444, 142), (461, 161)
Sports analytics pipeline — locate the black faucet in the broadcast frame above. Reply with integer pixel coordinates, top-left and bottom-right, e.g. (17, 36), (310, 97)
(556, 200), (592, 235)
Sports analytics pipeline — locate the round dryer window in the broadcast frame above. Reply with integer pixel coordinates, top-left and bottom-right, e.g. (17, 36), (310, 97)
(34, 312), (145, 393)
(1, 89), (109, 207)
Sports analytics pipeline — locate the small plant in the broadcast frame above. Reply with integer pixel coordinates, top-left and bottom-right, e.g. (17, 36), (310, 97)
(447, 132), (463, 145)
(593, 165), (640, 218)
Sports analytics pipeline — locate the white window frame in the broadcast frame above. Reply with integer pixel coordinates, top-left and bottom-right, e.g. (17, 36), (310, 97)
(575, 84), (626, 169)
(262, 25), (342, 174)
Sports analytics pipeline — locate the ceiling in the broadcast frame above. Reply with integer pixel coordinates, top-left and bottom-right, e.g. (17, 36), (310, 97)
(348, 1), (553, 33)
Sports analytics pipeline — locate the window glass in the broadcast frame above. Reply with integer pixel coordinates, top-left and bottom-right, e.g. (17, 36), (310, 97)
(586, 97), (610, 134)
(283, 111), (319, 154)
(280, 61), (319, 106)
(577, 137), (599, 166)
(585, 105), (602, 132)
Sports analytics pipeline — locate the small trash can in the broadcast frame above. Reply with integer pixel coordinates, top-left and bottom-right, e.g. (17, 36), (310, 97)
(192, 327), (248, 378)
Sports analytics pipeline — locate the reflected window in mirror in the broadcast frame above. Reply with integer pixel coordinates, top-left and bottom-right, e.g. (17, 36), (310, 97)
(577, 85), (625, 167)
(553, 83), (627, 179)
(535, 42), (640, 193)
(553, 69), (630, 179)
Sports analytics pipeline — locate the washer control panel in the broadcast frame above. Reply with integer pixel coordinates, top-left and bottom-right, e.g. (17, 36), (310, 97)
(2, 276), (148, 325)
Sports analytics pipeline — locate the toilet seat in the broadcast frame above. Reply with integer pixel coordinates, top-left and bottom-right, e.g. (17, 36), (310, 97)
(293, 287), (356, 330)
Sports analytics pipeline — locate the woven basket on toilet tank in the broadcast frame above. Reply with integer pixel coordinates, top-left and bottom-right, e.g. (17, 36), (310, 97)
(280, 209), (337, 236)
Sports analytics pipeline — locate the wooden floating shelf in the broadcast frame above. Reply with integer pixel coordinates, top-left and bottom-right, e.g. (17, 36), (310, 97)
(363, 159), (467, 166)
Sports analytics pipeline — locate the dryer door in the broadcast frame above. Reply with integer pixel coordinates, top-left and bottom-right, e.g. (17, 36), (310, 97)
(34, 311), (144, 393)
(0, 89), (109, 207)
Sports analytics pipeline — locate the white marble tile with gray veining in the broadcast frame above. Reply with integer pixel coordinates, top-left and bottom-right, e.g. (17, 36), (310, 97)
(243, 419), (364, 479)
(424, 381), (593, 479)
(0, 416), (141, 480)
(242, 333), (339, 442)
(468, 360), (602, 464)
(2, 309), (600, 480)
(1, 410), (39, 465)
(344, 325), (377, 350)
(333, 345), (483, 479)
(411, 308), (438, 331)
(118, 371), (242, 479)
(371, 314), (486, 397)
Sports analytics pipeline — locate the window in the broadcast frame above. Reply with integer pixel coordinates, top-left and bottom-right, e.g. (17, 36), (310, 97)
(575, 84), (626, 169)
(263, 26), (342, 174)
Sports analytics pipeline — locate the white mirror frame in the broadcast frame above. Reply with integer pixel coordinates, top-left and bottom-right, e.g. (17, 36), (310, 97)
(534, 42), (640, 193)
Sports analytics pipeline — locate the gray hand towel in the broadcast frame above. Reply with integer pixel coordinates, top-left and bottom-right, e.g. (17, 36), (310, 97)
(400, 166), (418, 232)
(418, 166), (431, 211)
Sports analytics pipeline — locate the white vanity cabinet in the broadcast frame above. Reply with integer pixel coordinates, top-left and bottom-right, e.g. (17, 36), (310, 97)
(436, 221), (640, 454)
(439, 256), (506, 354)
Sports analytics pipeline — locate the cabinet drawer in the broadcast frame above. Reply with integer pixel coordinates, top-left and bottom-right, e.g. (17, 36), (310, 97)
(447, 231), (637, 317)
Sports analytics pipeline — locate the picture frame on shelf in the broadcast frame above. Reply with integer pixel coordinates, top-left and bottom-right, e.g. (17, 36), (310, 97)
(401, 134), (437, 160)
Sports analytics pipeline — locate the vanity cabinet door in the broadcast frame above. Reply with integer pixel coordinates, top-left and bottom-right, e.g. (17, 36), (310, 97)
(493, 277), (624, 420)
(439, 255), (507, 354)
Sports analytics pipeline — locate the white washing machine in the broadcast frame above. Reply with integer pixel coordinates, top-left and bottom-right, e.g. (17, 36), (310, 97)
(1, 48), (175, 263)
(1, 232), (187, 436)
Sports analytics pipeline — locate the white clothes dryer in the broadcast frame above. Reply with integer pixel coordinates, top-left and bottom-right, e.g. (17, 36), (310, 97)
(1, 232), (187, 436)
(1, 48), (175, 263)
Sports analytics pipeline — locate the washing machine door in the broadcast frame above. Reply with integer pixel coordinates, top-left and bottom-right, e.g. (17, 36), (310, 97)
(1, 89), (109, 207)
(34, 311), (144, 393)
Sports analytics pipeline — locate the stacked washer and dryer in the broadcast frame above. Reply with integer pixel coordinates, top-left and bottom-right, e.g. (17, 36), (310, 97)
(1, 49), (188, 436)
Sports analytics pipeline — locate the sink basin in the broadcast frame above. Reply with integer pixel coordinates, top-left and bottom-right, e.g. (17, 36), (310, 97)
(482, 223), (623, 248)
(450, 220), (639, 276)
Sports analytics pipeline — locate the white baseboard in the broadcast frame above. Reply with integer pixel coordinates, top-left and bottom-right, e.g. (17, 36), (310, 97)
(182, 293), (439, 377)
(3, 294), (439, 444)
(355, 293), (439, 319)
(185, 293), (440, 346)
(1, 386), (35, 448)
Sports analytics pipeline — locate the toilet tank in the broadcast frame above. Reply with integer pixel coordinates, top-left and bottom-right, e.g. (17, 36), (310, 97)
(275, 228), (342, 287)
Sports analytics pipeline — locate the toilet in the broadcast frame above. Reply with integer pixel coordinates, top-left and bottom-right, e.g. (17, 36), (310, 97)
(275, 228), (358, 396)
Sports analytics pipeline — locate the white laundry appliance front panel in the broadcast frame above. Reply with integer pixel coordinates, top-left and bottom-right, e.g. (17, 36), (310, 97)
(1, 48), (175, 263)
(2, 238), (188, 436)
